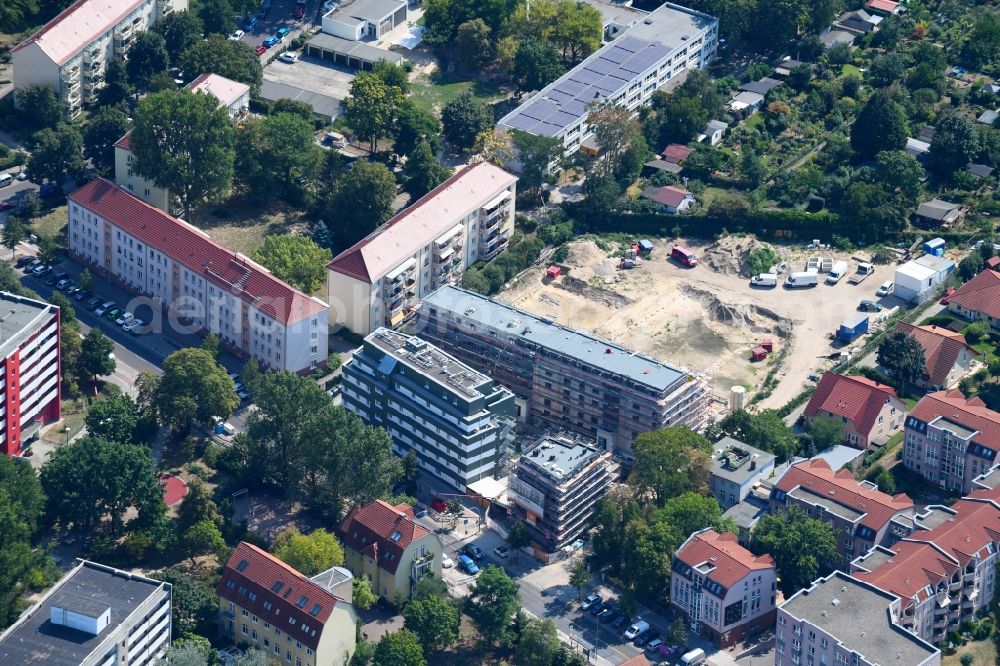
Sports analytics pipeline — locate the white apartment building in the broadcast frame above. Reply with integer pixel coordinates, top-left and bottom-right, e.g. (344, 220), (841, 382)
(68, 178), (329, 373)
(114, 73), (251, 213)
(326, 162), (517, 335)
(776, 572), (940, 666)
(0, 560), (172, 665)
(11, 0), (187, 119)
(497, 2), (718, 154)
(671, 529), (777, 647)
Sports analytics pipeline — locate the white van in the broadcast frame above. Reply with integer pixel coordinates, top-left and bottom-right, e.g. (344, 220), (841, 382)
(877, 280), (894, 296)
(680, 648), (706, 666)
(0, 173), (12, 187)
(624, 619), (650, 640)
(786, 271), (818, 288)
(826, 260), (849, 284)
(750, 273), (777, 288)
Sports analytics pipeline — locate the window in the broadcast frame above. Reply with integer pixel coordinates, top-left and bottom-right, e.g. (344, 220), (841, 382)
(242, 624), (248, 636)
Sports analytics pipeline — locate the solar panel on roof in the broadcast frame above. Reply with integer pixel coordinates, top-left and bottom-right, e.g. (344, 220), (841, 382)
(585, 58), (618, 75)
(629, 44), (672, 70)
(614, 36), (647, 53)
(528, 99), (560, 120)
(551, 110), (580, 126)
(594, 77), (623, 94)
(570, 69), (603, 86)
(600, 46), (630, 64)
(504, 114), (537, 131)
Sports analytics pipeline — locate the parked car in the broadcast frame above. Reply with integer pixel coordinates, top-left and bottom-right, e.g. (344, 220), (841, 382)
(457, 554), (479, 575)
(441, 554), (454, 568)
(243, 17), (257, 31)
(263, 35), (279, 47)
(94, 301), (115, 316)
(596, 606), (617, 621)
(462, 544), (485, 561)
(58, 279), (75, 291)
(116, 311), (134, 326)
(876, 280), (894, 297)
(494, 545), (510, 559)
(645, 638), (664, 653)
(31, 264), (50, 276)
(86, 296), (102, 310)
(858, 299), (882, 312)
(255, 44), (267, 55)
(276, 27), (290, 38)
(14, 255), (34, 268)
(940, 288), (956, 305)
(106, 307), (123, 322)
(589, 600), (608, 616)
(46, 271), (67, 286)
(229, 29), (245, 40)
(278, 52), (298, 63)
(633, 628), (656, 646)
(611, 614), (629, 629)
(625, 619), (650, 640)
(581, 594), (602, 611)
(600, 610), (622, 625)
(74, 289), (92, 302)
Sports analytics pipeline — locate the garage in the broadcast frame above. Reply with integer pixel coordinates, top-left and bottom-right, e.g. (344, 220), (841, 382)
(306, 33), (405, 71)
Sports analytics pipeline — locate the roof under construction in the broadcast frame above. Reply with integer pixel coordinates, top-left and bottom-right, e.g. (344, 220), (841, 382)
(366, 327), (492, 400)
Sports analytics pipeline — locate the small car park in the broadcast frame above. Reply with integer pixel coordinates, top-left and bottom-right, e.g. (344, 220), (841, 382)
(581, 594), (602, 610)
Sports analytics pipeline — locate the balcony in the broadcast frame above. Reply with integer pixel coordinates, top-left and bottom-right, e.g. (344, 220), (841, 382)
(61, 66), (80, 83)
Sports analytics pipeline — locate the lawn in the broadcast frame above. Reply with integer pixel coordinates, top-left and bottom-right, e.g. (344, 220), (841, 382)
(187, 202), (294, 258)
(943, 637), (996, 666)
(31, 205), (68, 240)
(410, 68), (507, 116)
(840, 64), (862, 78)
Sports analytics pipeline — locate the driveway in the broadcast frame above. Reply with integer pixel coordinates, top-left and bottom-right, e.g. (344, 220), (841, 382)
(263, 55), (355, 100)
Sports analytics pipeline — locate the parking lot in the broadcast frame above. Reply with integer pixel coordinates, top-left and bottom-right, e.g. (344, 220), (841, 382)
(263, 55), (355, 100)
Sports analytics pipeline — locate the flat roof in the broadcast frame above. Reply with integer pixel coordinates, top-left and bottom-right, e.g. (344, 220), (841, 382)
(307, 32), (405, 65)
(914, 254), (955, 273)
(788, 486), (865, 522)
(421, 286), (696, 394)
(781, 572), (939, 666)
(258, 80), (343, 119)
(0, 561), (167, 666)
(974, 465), (1000, 489)
(723, 496), (768, 529)
(710, 437), (775, 485)
(579, 0), (647, 28)
(519, 432), (607, 483)
(365, 328), (494, 400)
(896, 260), (937, 282)
(324, 0), (404, 21)
(0, 292), (58, 360)
(12, 0), (144, 67)
(497, 2), (716, 138)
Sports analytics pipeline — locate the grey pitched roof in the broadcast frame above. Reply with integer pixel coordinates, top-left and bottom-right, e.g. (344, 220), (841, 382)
(739, 77), (782, 95)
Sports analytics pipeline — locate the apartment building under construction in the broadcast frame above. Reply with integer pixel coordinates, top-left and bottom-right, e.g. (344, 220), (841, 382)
(416, 286), (711, 456)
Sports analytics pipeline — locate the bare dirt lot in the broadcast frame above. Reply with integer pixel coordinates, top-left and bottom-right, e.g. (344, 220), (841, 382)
(497, 236), (902, 412)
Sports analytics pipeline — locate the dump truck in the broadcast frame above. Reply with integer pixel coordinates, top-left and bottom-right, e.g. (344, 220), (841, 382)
(847, 262), (875, 285)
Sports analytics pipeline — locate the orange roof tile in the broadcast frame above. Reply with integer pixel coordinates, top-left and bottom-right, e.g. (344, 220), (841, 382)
(675, 529), (774, 589)
(804, 372), (898, 439)
(338, 500), (431, 575)
(895, 322), (976, 387)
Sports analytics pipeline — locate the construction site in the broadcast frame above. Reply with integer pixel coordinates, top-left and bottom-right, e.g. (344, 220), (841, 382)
(495, 235), (903, 412)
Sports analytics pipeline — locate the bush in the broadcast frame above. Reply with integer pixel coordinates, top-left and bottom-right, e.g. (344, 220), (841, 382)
(748, 246), (780, 275)
(964, 322), (990, 343)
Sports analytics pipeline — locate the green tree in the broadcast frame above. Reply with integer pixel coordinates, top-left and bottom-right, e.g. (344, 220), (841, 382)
(344, 70), (404, 153)
(132, 88), (235, 213)
(511, 130), (564, 194)
(414, 575), (448, 601)
(83, 106), (131, 176)
(373, 629), (426, 666)
(251, 234), (331, 293)
(15, 86), (62, 132)
(326, 160), (397, 245)
(521, 0), (602, 66)
(875, 467), (896, 494)
(874, 150), (922, 205)
(127, 31), (169, 88)
(751, 506), (838, 595)
(176, 478), (223, 531)
(393, 100), (442, 156)
(0, 454), (47, 626)
(85, 392), (141, 444)
(588, 106), (640, 179)
(179, 34), (263, 94)
(236, 112), (322, 201)
(850, 91), (908, 160)
(514, 40), (565, 92)
(455, 18), (492, 69)
(403, 140), (451, 200)
(657, 492), (727, 537)
(441, 91), (493, 151)
(465, 565), (520, 644)
(569, 559), (589, 601)
(0, 0), (39, 33)
(707, 409), (799, 461)
(517, 618), (561, 666)
(40, 436), (165, 534)
(877, 331), (927, 392)
(629, 427), (712, 506)
(867, 53), (907, 89)
(353, 575), (378, 610)
(17, 191), (41, 223)
(155, 347), (238, 431)
(505, 518), (531, 560)
(809, 413), (844, 451)
(29, 124), (84, 185)
(1, 216), (24, 258)
(153, 9), (204, 63)
(48, 291), (75, 327)
(36, 233), (62, 267)
(272, 526), (345, 576)
(403, 595), (460, 652)
(182, 519), (227, 564)
(960, 252), (986, 281)
(930, 113), (982, 178)
(79, 329), (116, 385)
(962, 13), (1000, 69)
(97, 58), (133, 108)
(197, 0), (236, 34)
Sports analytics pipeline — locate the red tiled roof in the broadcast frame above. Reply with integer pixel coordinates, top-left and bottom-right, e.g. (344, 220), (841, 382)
(217, 542), (340, 651)
(949, 268), (1000, 320)
(866, 0), (899, 11)
(114, 131), (131, 151)
(620, 655), (653, 666)
(911, 390), (1000, 448)
(661, 144), (695, 163)
(914, 496), (1000, 567)
(854, 540), (956, 604)
(338, 500), (431, 575)
(646, 185), (692, 209)
(895, 322), (975, 387)
(69, 179), (327, 325)
(987, 256), (1000, 270)
(776, 459), (913, 532)
(675, 529), (774, 588)
(804, 372), (898, 439)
